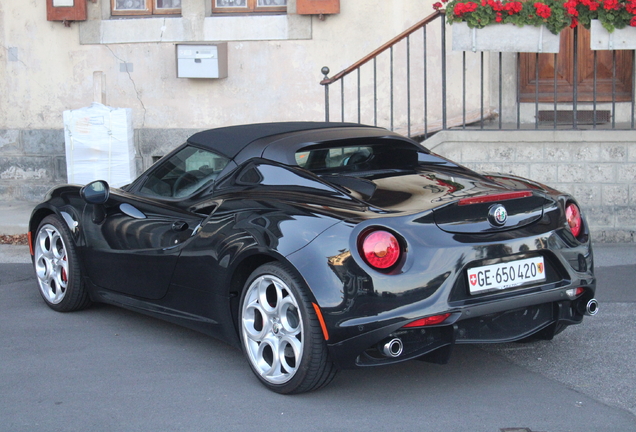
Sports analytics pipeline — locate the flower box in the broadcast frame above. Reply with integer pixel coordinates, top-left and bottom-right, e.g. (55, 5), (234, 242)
(452, 22), (560, 53)
(590, 20), (636, 50)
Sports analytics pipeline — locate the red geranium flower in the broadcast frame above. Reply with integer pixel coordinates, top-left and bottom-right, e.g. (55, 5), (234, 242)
(534, 2), (552, 18)
(601, 0), (620, 10)
(503, 1), (523, 14)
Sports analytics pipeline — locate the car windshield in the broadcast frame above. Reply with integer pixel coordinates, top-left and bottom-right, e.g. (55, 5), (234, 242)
(139, 146), (230, 198)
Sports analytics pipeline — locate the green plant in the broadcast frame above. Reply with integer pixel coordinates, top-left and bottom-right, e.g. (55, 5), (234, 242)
(570, 0), (636, 32)
(435, 0), (636, 33)
(439, 0), (572, 34)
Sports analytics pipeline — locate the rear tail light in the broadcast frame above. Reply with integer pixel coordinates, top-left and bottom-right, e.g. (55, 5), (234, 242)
(403, 313), (451, 328)
(359, 229), (402, 270)
(565, 202), (582, 238)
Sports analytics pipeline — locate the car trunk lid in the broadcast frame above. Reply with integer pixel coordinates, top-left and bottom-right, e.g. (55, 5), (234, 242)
(431, 190), (547, 234)
(335, 169), (548, 234)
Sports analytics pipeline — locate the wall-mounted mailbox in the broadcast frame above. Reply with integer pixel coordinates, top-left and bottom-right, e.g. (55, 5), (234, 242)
(296, 0), (340, 15)
(46, 0), (87, 25)
(176, 43), (228, 79)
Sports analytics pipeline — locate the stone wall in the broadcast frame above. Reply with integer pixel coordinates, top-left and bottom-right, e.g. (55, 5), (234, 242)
(0, 128), (198, 201)
(0, 130), (67, 201)
(425, 130), (636, 242)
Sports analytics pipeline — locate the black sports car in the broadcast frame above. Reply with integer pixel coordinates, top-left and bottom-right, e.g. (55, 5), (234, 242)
(29, 122), (598, 394)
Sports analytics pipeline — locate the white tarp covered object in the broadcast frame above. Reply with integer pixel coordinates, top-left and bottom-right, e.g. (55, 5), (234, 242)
(63, 103), (135, 188)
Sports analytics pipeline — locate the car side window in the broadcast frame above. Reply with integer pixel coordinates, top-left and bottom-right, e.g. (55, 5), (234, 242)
(139, 146), (230, 198)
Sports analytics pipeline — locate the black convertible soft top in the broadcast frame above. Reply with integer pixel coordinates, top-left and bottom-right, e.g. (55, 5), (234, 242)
(187, 122), (364, 159)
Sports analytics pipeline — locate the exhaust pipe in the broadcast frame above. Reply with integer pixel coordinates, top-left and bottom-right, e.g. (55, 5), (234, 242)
(381, 338), (403, 358)
(585, 298), (599, 316)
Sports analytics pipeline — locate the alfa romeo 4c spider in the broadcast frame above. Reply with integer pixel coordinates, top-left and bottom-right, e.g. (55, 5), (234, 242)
(29, 122), (597, 394)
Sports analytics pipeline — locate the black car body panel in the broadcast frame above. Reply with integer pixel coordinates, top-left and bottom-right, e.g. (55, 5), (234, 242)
(29, 122), (596, 382)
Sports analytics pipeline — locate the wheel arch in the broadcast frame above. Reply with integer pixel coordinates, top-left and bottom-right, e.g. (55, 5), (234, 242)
(29, 206), (56, 254)
(29, 205), (83, 253)
(227, 252), (314, 338)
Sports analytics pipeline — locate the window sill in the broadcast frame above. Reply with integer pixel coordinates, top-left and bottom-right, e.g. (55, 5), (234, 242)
(79, 14), (311, 44)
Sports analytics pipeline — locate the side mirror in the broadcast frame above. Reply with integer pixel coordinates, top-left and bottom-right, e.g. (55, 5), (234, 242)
(80, 180), (110, 205)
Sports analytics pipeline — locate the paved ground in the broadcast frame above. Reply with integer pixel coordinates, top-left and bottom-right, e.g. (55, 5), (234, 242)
(1, 202), (635, 431)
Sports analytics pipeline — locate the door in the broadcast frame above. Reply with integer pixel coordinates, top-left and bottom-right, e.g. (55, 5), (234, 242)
(81, 192), (203, 300)
(519, 26), (633, 102)
(81, 144), (230, 299)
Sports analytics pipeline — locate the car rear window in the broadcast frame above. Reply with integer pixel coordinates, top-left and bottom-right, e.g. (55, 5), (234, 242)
(296, 146), (374, 170)
(294, 141), (426, 175)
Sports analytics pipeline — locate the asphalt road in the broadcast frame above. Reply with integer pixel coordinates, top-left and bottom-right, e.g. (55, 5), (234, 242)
(1, 254), (635, 432)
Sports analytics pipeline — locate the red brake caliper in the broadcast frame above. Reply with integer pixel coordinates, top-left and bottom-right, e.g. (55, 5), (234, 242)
(61, 256), (68, 283)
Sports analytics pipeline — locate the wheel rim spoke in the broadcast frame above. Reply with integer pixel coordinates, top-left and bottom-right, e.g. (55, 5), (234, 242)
(241, 274), (304, 385)
(278, 335), (301, 375)
(257, 335), (282, 379)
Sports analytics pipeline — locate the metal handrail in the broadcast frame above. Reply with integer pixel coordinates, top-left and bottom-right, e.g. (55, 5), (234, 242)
(320, 10), (445, 86)
(320, 10), (636, 137)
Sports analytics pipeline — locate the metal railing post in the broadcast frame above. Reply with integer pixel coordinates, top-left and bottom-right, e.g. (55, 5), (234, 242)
(612, 50), (617, 129)
(593, 52), (598, 129)
(534, 53), (539, 130)
(357, 69), (361, 123)
(390, 46), (394, 131)
(498, 52), (502, 130)
(632, 50), (635, 129)
(321, 67), (330, 122)
(462, 51), (466, 129)
(423, 26), (428, 138)
(407, 35), (411, 136)
(553, 53), (558, 130)
(441, 14), (447, 130)
(573, 27), (578, 128)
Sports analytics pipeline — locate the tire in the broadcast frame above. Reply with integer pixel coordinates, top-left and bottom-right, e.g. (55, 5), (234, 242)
(239, 262), (337, 394)
(33, 215), (92, 312)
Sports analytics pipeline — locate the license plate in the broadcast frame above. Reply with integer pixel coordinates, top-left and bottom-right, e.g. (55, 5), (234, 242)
(467, 256), (546, 294)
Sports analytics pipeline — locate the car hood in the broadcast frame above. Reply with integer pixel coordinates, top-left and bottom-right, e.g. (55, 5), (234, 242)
(323, 168), (551, 234)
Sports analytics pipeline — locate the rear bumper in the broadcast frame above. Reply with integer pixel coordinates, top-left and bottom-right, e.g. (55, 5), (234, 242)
(327, 287), (596, 370)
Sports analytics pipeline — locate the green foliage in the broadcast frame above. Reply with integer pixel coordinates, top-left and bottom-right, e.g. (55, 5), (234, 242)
(441, 0), (636, 34)
(444, 0), (572, 34)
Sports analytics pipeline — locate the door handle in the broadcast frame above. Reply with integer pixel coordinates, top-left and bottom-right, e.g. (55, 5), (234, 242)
(172, 221), (188, 232)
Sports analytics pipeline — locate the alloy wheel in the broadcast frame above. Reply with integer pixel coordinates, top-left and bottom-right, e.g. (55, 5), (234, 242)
(34, 224), (69, 305)
(241, 274), (304, 385)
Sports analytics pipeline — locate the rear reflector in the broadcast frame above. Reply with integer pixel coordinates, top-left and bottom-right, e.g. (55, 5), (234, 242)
(458, 191), (533, 206)
(566, 287), (585, 299)
(312, 303), (329, 341)
(403, 313), (451, 328)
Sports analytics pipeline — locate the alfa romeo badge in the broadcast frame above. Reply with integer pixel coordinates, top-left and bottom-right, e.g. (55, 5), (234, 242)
(489, 204), (507, 226)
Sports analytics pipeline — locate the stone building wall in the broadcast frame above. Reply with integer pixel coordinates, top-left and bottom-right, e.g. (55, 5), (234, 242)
(0, 130), (66, 201)
(425, 130), (636, 242)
